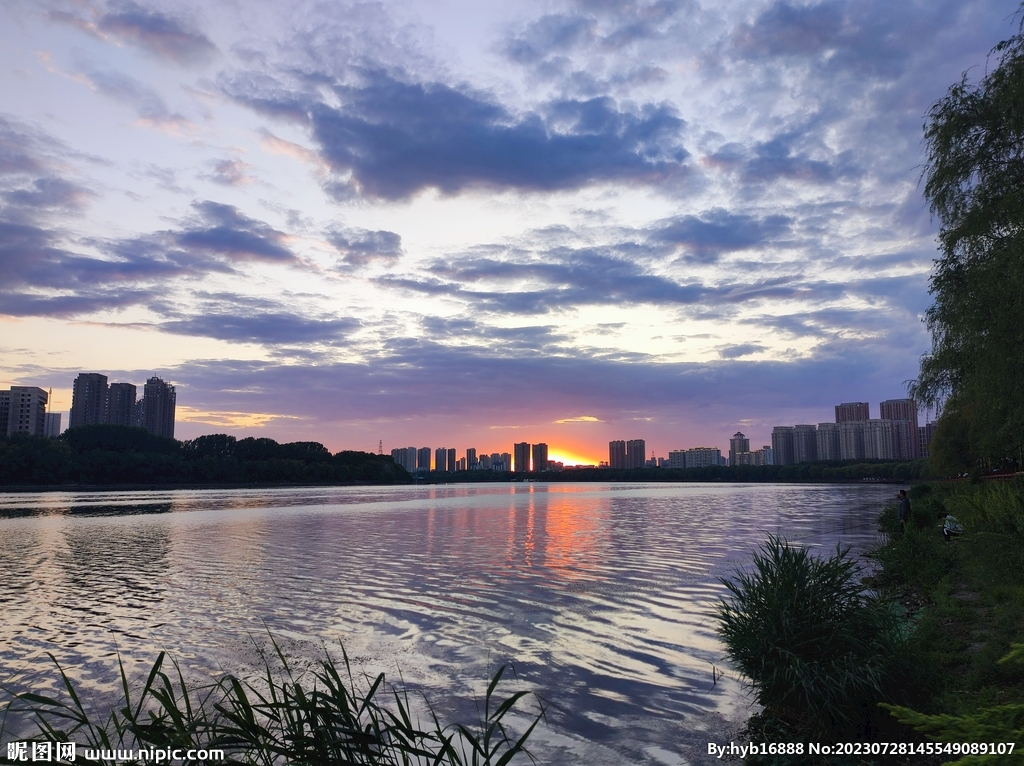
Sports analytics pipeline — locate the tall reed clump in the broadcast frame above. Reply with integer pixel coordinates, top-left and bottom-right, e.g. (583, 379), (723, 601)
(1, 638), (544, 766)
(717, 535), (914, 742)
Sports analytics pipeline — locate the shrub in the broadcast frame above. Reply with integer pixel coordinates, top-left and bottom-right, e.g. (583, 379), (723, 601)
(717, 535), (912, 740)
(945, 481), (1024, 537)
(882, 644), (1024, 766)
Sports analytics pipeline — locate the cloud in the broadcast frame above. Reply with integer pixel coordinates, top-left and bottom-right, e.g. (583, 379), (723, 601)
(0, 194), (297, 319)
(52, 1), (218, 66)
(327, 226), (402, 266)
(160, 298), (361, 344)
(1, 176), (94, 211)
(503, 14), (597, 64)
(225, 68), (689, 199)
(173, 201), (294, 262)
(77, 66), (189, 128)
(202, 159), (257, 186)
(654, 209), (791, 262)
(164, 329), (925, 447)
(554, 415), (601, 423)
(718, 343), (766, 359)
(729, 0), (956, 79)
(705, 134), (861, 186)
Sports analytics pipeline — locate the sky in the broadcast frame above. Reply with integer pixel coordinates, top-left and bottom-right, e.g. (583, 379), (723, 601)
(0, 0), (1017, 464)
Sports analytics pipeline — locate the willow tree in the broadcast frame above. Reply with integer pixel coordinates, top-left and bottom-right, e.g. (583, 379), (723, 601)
(913, 21), (1024, 470)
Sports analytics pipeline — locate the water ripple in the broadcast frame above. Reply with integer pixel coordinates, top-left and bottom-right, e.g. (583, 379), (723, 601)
(0, 482), (899, 765)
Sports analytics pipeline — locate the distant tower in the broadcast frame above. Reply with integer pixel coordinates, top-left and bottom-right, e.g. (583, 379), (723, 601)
(69, 373), (108, 429)
(531, 443), (548, 472)
(142, 377), (176, 439)
(835, 402), (869, 422)
(378, 439), (383, 455)
(106, 383), (137, 426)
(729, 431), (750, 466)
(513, 442), (531, 473)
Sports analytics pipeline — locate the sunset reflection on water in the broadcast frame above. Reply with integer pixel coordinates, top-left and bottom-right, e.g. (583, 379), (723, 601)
(0, 482), (896, 765)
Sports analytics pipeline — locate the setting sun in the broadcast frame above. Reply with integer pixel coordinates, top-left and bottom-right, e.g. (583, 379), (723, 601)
(547, 448), (601, 467)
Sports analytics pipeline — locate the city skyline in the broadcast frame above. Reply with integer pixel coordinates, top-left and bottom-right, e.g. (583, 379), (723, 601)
(15, 369), (931, 466)
(0, 1), (1011, 455)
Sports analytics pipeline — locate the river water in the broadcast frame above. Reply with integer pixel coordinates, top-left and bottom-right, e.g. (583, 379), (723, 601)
(0, 482), (898, 764)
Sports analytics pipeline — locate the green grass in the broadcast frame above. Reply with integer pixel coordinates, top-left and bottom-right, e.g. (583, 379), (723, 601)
(1, 636), (544, 766)
(866, 480), (1024, 763)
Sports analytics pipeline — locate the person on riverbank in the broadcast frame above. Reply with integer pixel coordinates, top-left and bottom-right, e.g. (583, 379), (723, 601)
(937, 511), (964, 541)
(897, 490), (911, 533)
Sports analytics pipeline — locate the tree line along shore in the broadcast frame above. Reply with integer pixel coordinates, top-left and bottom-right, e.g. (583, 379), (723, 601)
(0, 424), (937, 488)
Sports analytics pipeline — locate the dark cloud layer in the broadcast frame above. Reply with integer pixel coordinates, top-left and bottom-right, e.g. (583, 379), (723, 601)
(170, 329), (923, 442)
(160, 293), (360, 344)
(225, 69), (689, 199)
(655, 209), (791, 262)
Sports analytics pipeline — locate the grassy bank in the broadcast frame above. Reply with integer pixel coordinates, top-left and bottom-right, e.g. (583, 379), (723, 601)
(870, 480), (1024, 755)
(716, 478), (1024, 765)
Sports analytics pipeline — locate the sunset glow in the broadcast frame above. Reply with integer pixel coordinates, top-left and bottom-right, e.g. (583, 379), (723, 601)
(0, 0), (1007, 454)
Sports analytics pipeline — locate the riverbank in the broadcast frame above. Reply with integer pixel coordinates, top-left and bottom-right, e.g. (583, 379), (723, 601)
(716, 477), (1024, 764)
(869, 479), (1024, 743)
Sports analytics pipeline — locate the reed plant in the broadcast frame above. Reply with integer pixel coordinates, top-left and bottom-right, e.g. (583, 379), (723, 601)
(717, 535), (914, 741)
(1, 636), (543, 766)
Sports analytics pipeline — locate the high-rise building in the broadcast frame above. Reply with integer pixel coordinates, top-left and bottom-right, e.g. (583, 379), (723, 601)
(142, 377), (176, 439)
(466, 448), (477, 470)
(417, 447), (432, 471)
(918, 422), (938, 458)
(514, 442), (531, 472)
(435, 447), (448, 472)
(879, 398), (920, 459)
(771, 426), (795, 466)
(734, 451), (754, 466)
(794, 425), (818, 463)
(69, 373), (108, 429)
(839, 421), (865, 460)
(6, 387), (48, 437)
(532, 443), (548, 472)
(45, 412), (62, 438)
(608, 440), (626, 469)
(668, 449), (686, 469)
(390, 447), (418, 472)
(457, 457), (467, 471)
(625, 439), (645, 469)
(479, 454), (492, 470)
(729, 432), (750, 466)
(864, 419), (897, 460)
(106, 382), (137, 426)
(447, 448), (456, 473)
(685, 447), (721, 468)
(0, 390), (9, 434)
(762, 446), (774, 465)
(133, 399), (144, 427)
(500, 452), (512, 471)
(835, 402), (870, 422)
(816, 422), (841, 461)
